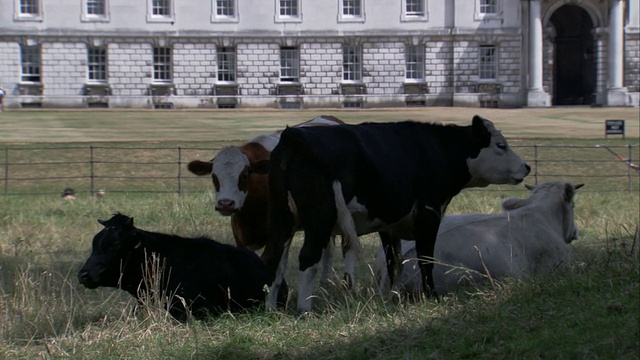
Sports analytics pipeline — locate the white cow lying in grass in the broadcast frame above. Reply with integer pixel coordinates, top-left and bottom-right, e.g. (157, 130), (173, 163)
(374, 181), (584, 295)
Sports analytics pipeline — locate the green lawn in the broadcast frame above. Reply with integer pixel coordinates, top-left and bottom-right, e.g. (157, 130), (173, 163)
(1, 107), (638, 143)
(0, 108), (638, 359)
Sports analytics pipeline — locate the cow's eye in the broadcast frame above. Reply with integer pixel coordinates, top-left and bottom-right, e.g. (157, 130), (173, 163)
(238, 169), (249, 192)
(212, 175), (220, 192)
(497, 143), (508, 151)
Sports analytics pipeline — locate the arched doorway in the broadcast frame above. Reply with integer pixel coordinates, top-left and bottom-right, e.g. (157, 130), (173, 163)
(550, 5), (596, 105)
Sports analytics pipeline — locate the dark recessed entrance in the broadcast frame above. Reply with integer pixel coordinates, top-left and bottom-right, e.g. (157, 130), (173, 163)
(550, 5), (596, 105)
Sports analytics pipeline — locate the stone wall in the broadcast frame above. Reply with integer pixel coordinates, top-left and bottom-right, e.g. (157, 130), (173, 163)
(174, 42), (217, 96)
(625, 33), (640, 93)
(42, 42), (86, 106)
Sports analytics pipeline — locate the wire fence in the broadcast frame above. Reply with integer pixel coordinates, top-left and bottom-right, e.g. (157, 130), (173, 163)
(1, 143), (639, 197)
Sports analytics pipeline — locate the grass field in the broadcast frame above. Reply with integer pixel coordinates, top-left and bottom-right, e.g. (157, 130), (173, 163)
(0, 108), (639, 359)
(0, 107), (638, 143)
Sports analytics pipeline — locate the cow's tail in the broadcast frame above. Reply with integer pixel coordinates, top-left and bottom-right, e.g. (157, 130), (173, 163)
(332, 180), (362, 288)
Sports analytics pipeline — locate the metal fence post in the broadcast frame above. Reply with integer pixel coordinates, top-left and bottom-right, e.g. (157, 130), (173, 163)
(628, 144), (633, 193)
(533, 144), (539, 185)
(90, 145), (95, 196)
(177, 146), (182, 196)
(4, 147), (8, 196)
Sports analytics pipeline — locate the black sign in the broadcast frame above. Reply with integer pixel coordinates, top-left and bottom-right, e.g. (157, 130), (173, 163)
(605, 120), (625, 138)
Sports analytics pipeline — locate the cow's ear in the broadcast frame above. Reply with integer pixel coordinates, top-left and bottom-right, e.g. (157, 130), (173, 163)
(187, 160), (213, 176)
(524, 184), (535, 191)
(502, 197), (527, 211)
(98, 219), (106, 226)
(564, 183), (578, 202)
(471, 115), (491, 148)
(251, 159), (270, 174)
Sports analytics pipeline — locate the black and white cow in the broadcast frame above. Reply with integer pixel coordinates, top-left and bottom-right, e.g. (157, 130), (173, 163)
(77, 213), (285, 320)
(263, 116), (530, 312)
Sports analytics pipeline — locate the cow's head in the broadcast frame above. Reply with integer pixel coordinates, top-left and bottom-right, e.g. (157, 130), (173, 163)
(188, 146), (269, 216)
(465, 116), (531, 188)
(77, 213), (141, 289)
(502, 182), (584, 243)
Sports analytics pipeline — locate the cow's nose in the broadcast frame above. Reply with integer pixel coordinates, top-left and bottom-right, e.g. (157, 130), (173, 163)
(217, 199), (235, 209)
(78, 270), (90, 284)
(524, 163), (531, 174)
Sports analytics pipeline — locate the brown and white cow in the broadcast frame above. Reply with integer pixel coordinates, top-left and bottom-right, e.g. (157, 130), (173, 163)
(188, 116), (359, 286)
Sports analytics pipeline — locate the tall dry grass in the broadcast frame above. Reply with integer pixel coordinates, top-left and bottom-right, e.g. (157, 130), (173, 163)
(0, 188), (638, 358)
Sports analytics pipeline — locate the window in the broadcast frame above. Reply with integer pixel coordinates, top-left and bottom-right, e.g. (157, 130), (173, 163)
(339, 0), (364, 22)
(82, 0), (109, 21)
(153, 47), (172, 82)
(88, 47), (107, 82)
(87, 0), (105, 15)
(343, 0), (361, 16)
(276, 0), (301, 22)
(217, 47), (236, 82)
(212, 0), (238, 22)
(216, 0), (234, 16)
(479, 0), (497, 15)
(20, 0), (38, 14)
(153, 0), (170, 15)
(280, 47), (299, 82)
(475, 0), (500, 20)
(405, 45), (424, 81)
(148, 0), (174, 22)
(401, 0), (427, 21)
(479, 45), (497, 80)
(21, 45), (41, 82)
(342, 45), (362, 82)
(279, 0), (298, 16)
(405, 0), (424, 16)
(15, 0), (42, 20)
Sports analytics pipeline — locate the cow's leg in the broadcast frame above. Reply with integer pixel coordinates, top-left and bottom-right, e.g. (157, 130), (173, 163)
(414, 210), (442, 296)
(318, 236), (335, 286)
(341, 236), (356, 289)
(333, 180), (360, 290)
(264, 194), (295, 309)
(264, 150), (298, 310)
(294, 183), (336, 313)
(298, 228), (332, 313)
(378, 231), (401, 298)
(266, 237), (292, 309)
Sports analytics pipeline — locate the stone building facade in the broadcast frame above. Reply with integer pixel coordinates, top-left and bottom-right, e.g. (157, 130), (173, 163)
(0, 0), (638, 109)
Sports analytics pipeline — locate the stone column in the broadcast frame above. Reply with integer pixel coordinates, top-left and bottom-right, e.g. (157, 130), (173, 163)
(607, 0), (628, 106)
(594, 28), (608, 105)
(527, 0), (551, 107)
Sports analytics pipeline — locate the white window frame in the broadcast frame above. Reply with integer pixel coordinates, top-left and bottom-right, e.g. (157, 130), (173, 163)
(147, 0), (175, 23)
(342, 45), (362, 82)
(217, 47), (237, 83)
(152, 46), (173, 83)
(82, 0), (110, 22)
(478, 45), (497, 81)
(280, 47), (300, 83)
(401, 0), (427, 22)
(405, 45), (425, 82)
(338, 0), (365, 23)
(14, 0), (43, 22)
(20, 45), (41, 83)
(474, 0), (501, 21)
(211, 0), (239, 23)
(87, 46), (108, 83)
(275, 0), (302, 23)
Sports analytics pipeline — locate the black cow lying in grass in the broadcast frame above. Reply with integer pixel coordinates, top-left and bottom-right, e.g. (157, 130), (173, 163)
(77, 213), (286, 320)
